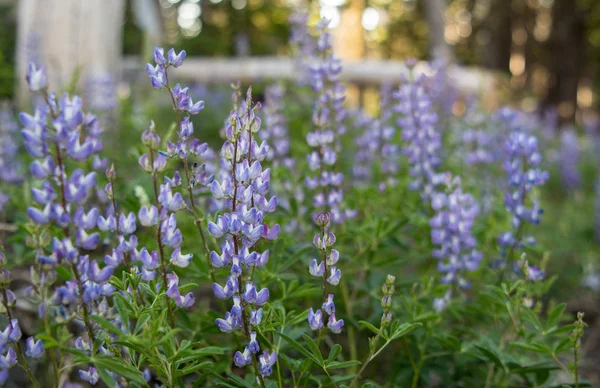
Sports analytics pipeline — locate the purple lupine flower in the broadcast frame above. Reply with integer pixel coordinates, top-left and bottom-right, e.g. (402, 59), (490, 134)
(289, 11), (316, 85)
(258, 351), (277, 377)
(0, 108), (24, 212)
(261, 84), (306, 230)
(394, 67), (447, 200)
(596, 179), (600, 243)
(353, 86), (399, 192)
(430, 176), (482, 297)
(209, 86), (279, 377)
(165, 273), (195, 308)
(497, 112), (549, 268)
(424, 59), (457, 115)
(304, 19), (353, 224)
(167, 48), (186, 68)
(327, 313), (344, 334)
(138, 205), (159, 227)
(0, 320), (21, 343)
(25, 337), (44, 358)
(234, 347), (252, 367)
(308, 308), (323, 331)
(20, 60), (122, 349)
(307, 212), (343, 333)
(452, 98), (499, 166)
(559, 127), (581, 191)
(0, 348), (17, 369)
(79, 367), (99, 385)
(26, 62), (47, 91)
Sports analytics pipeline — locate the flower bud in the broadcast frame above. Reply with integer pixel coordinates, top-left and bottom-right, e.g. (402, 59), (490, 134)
(381, 311), (392, 326)
(142, 121), (161, 148)
(106, 163), (116, 180)
(385, 274), (395, 287)
(313, 212), (331, 228)
(381, 295), (392, 310)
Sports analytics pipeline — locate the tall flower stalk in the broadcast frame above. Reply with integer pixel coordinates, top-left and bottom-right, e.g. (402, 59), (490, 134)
(209, 85), (279, 385)
(0, 107), (22, 213)
(20, 62), (121, 382)
(393, 66), (446, 201)
(430, 177), (482, 311)
(146, 47), (215, 283)
(305, 19), (352, 224)
(497, 112), (549, 273)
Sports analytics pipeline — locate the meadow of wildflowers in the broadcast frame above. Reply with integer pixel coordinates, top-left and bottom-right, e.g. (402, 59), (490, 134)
(0, 16), (598, 388)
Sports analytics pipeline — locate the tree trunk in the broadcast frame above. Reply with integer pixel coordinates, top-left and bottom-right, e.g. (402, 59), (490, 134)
(542, 0), (585, 126)
(423, 0), (454, 63)
(478, 0), (512, 73)
(16, 0), (125, 108)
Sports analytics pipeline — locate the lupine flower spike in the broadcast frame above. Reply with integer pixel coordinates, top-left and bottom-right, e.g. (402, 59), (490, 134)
(210, 85), (279, 386)
(308, 212), (344, 334)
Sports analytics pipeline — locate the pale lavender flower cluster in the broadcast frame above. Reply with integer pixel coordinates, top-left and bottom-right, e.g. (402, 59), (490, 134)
(305, 19), (352, 224)
(262, 84), (306, 232)
(307, 212), (344, 334)
(1, 251), (44, 385)
(262, 84), (293, 170)
(20, 62), (134, 383)
(430, 176), (482, 311)
(84, 73), (117, 112)
(352, 111), (376, 186)
(559, 128), (581, 191)
(209, 86), (279, 380)
(289, 11), (316, 85)
(0, 107), (23, 211)
(497, 112), (549, 259)
(424, 59), (457, 115)
(596, 179), (600, 243)
(394, 71), (446, 200)
(453, 99), (497, 166)
(352, 85), (399, 192)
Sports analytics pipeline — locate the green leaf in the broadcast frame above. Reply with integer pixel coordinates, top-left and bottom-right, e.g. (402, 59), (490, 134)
(114, 340), (147, 356)
(510, 342), (553, 355)
(92, 356), (146, 384)
(472, 341), (507, 372)
(390, 323), (422, 340)
(547, 303), (567, 328)
(358, 321), (380, 335)
(114, 296), (130, 332)
(301, 333), (324, 364)
(90, 315), (123, 336)
(327, 344), (342, 363)
(225, 372), (256, 388)
(176, 361), (213, 377)
(134, 313), (151, 334)
(96, 367), (117, 387)
(275, 332), (321, 365)
(326, 360), (362, 370)
(36, 334), (58, 349)
(521, 307), (542, 331)
(191, 346), (227, 357)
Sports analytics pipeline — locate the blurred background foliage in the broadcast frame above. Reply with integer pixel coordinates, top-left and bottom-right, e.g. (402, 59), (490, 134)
(0, 0), (598, 126)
